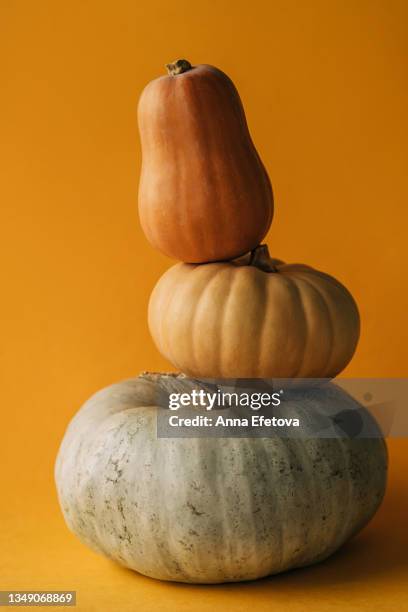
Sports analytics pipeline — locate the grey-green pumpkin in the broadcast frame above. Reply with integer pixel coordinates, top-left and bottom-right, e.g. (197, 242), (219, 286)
(55, 374), (387, 584)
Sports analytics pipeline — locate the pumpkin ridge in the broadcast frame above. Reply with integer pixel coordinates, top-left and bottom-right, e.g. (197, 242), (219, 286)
(289, 275), (334, 377)
(242, 437), (274, 572)
(333, 437), (356, 552)
(226, 266), (270, 377)
(273, 274), (307, 378)
(168, 266), (207, 373)
(218, 266), (241, 378)
(294, 272), (337, 377)
(312, 272), (359, 376)
(162, 269), (196, 372)
(213, 440), (234, 576)
(148, 267), (180, 366)
(291, 439), (319, 564)
(253, 271), (269, 377)
(275, 440), (292, 571)
(189, 264), (225, 376)
(283, 276), (310, 378)
(157, 436), (185, 577)
(298, 270), (360, 372)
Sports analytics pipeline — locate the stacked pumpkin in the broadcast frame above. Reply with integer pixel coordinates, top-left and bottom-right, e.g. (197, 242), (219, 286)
(140, 59), (360, 379)
(55, 60), (387, 584)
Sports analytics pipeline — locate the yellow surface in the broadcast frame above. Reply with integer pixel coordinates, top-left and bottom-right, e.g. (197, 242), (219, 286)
(1, 1), (407, 610)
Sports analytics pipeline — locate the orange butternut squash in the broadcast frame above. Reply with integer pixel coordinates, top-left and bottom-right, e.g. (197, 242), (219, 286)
(138, 60), (273, 263)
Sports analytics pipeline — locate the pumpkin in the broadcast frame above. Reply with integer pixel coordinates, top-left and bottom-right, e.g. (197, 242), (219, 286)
(138, 59), (273, 263)
(148, 245), (360, 379)
(55, 373), (387, 584)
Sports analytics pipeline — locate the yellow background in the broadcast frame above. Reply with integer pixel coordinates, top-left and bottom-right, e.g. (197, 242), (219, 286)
(1, 1), (407, 610)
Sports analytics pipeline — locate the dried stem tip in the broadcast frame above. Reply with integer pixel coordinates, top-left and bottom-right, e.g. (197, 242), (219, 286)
(166, 59), (193, 76)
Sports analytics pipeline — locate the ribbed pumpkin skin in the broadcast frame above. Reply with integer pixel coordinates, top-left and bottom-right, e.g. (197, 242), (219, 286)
(148, 256), (360, 379)
(55, 375), (387, 584)
(138, 64), (273, 263)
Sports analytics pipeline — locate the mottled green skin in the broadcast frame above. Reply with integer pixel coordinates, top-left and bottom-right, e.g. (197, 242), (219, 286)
(55, 376), (387, 584)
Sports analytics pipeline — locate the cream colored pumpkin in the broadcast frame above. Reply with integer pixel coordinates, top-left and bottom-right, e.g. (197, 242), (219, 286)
(148, 246), (360, 379)
(55, 374), (386, 584)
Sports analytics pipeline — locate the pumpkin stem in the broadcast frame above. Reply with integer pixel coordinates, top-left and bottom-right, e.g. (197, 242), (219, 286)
(249, 244), (278, 272)
(166, 59), (193, 76)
